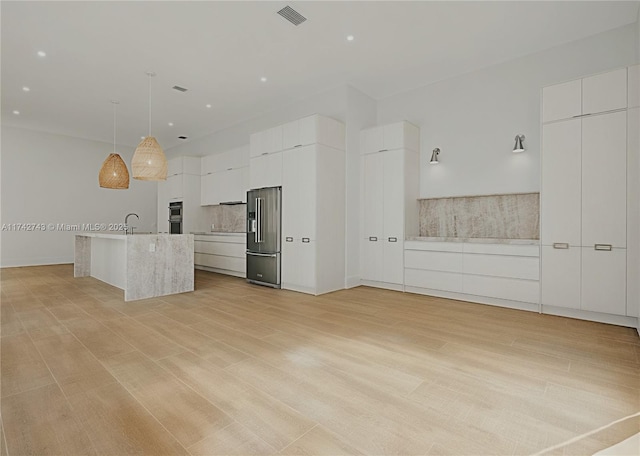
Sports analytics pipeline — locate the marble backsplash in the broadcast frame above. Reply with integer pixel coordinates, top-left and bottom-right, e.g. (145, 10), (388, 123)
(203, 204), (246, 233)
(419, 193), (539, 239)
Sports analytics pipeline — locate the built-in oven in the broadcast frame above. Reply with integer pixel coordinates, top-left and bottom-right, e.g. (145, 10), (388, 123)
(168, 201), (183, 234)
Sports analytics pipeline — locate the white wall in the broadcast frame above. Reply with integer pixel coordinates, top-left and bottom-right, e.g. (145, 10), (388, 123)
(1, 126), (157, 267)
(166, 85), (347, 159)
(377, 23), (639, 199)
(345, 86), (377, 288)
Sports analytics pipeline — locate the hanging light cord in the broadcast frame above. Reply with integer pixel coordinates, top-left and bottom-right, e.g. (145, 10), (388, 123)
(148, 73), (152, 137)
(113, 101), (117, 153)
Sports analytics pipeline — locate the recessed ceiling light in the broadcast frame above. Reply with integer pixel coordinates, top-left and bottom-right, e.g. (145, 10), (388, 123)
(260, 77), (267, 82)
(346, 35), (355, 41)
(140, 136), (145, 140)
(205, 104), (212, 109)
(22, 86), (30, 92)
(37, 50), (46, 57)
(168, 122), (174, 127)
(13, 110), (20, 115)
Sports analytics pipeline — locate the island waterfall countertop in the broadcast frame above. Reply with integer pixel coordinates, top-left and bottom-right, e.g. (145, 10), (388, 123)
(406, 236), (539, 245)
(74, 233), (194, 301)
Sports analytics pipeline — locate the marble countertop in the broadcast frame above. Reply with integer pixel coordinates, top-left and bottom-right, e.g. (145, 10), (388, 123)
(192, 231), (245, 236)
(77, 232), (192, 240)
(406, 236), (539, 245)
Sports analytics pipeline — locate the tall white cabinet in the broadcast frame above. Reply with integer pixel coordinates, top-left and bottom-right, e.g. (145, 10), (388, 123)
(157, 156), (202, 234)
(360, 121), (420, 291)
(250, 115), (346, 295)
(541, 67), (637, 324)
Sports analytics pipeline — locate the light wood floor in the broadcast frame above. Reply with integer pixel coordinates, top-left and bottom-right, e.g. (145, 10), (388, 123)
(1, 264), (639, 455)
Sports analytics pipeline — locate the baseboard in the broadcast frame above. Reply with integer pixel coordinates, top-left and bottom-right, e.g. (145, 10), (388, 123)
(345, 275), (361, 289)
(542, 305), (638, 329)
(360, 280), (404, 292)
(194, 265), (245, 278)
(404, 286), (539, 313)
(1, 257), (73, 268)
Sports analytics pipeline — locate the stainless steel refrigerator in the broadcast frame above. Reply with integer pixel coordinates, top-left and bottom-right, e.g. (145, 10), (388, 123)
(246, 186), (281, 288)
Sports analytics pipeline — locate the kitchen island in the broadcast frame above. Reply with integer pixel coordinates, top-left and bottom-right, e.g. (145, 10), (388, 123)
(74, 232), (194, 301)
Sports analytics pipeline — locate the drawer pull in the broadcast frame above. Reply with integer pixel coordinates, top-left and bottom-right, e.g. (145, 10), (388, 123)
(285, 237), (293, 242)
(378, 149), (388, 152)
(553, 243), (569, 249)
(369, 236), (378, 242)
(302, 238), (310, 243)
(388, 237), (398, 242)
(294, 144), (303, 148)
(594, 244), (612, 251)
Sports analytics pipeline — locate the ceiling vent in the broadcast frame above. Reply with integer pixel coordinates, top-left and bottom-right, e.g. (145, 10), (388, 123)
(277, 6), (306, 26)
(178, 136), (188, 140)
(172, 85), (188, 93)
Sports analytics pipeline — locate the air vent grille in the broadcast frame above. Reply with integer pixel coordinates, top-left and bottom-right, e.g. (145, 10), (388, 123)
(172, 85), (188, 92)
(277, 6), (306, 26)
(178, 136), (188, 140)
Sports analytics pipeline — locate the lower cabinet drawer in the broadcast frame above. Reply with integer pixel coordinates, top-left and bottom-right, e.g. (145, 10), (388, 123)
(463, 254), (539, 280)
(404, 250), (463, 273)
(194, 241), (245, 257)
(194, 253), (245, 272)
(404, 268), (463, 293)
(463, 275), (539, 303)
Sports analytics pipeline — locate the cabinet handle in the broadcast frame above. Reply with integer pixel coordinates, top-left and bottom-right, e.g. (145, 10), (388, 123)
(369, 236), (378, 242)
(261, 152), (268, 156)
(594, 244), (612, 251)
(285, 237), (293, 242)
(302, 238), (310, 243)
(294, 144), (302, 148)
(553, 243), (569, 249)
(378, 149), (388, 152)
(572, 113), (592, 118)
(227, 168), (233, 171)
(388, 237), (398, 242)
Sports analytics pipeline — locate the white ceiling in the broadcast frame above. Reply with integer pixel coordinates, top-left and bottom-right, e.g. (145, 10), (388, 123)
(2, 1), (638, 151)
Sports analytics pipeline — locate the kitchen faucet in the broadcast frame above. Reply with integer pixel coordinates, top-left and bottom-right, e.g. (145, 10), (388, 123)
(124, 213), (139, 235)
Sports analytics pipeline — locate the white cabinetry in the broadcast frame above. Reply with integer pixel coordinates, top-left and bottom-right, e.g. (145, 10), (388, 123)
(360, 121), (420, 290)
(404, 241), (540, 309)
(541, 67), (633, 322)
(542, 67), (627, 123)
(281, 128), (346, 295)
(157, 157), (202, 234)
(201, 146), (249, 206)
(249, 151), (283, 189)
(194, 234), (246, 277)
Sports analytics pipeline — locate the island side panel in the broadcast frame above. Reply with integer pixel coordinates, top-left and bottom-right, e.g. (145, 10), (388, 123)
(74, 235), (91, 277)
(125, 234), (194, 301)
(90, 237), (127, 290)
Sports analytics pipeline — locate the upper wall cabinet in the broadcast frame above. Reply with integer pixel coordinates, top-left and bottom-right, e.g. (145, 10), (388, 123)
(628, 64), (639, 109)
(582, 68), (627, 115)
(167, 156), (201, 177)
(201, 145), (249, 175)
(282, 115), (346, 151)
(542, 68), (628, 123)
(249, 125), (283, 158)
(362, 121), (420, 154)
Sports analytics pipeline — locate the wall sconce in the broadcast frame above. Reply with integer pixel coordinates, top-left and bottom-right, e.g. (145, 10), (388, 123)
(430, 148), (440, 164)
(513, 135), (525, 153)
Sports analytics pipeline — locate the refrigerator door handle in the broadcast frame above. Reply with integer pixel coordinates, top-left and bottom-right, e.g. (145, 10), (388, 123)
(254, 197), (260, 243)
(256, 197), (263, 243)
(246, 251), (277, 258)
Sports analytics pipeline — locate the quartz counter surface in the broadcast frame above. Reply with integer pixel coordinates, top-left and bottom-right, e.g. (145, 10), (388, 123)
(407, 236), (539, 245)
(74, 233), (194, 301)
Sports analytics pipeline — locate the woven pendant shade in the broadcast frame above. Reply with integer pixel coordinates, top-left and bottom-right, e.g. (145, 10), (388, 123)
(99, 153), (130, 189)
(131, 136), (167, 181)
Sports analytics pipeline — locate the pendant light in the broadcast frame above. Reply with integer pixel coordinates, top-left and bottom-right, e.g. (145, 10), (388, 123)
(131, 72), (167, 180)
(98, 101), (130, 189)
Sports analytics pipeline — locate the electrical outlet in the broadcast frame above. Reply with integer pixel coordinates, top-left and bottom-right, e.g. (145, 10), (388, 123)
(211, 223), (215, 231)
(149, 243), (156, 252)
